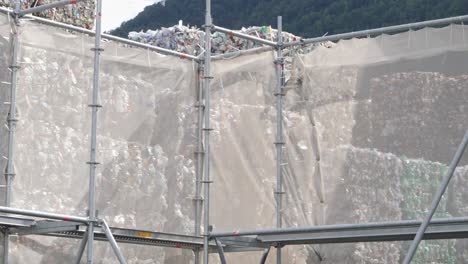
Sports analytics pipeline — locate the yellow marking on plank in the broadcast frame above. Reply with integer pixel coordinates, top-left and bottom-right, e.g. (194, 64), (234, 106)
(136, 231), (153, 238)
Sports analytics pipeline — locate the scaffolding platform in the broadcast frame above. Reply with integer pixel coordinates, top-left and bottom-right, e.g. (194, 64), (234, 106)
(216, 217), (468, 247)
(0, 215), (213, 251)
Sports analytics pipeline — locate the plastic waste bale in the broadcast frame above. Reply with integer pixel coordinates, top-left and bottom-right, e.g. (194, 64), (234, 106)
(0, 0), (95, 29)
(129, 24), (204, 55)
(128, 24), (320, 55)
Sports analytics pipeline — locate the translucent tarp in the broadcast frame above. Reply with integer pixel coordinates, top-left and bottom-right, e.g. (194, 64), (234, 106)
(0, 13), (197, 263)
(290, 25), (468, 263)
(1, 12), (468, 264)
(0, 11), (10, 200)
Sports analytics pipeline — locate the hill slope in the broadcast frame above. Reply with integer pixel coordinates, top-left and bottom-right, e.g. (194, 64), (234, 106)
(111, 0), (468, 38)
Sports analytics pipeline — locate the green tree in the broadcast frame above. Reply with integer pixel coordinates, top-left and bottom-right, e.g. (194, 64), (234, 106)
(111, 0), (468, 38)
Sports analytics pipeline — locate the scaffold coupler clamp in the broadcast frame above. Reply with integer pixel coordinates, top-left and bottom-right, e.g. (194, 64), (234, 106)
(86, 210), (100, 223)
(4, 171), (16, 180)
(6, 113), (19, 124)
(194, 101), (205, 109)
(201, 180), (214, 184)
(274, 57), (285, 66)
(202, 23), (214, 30)
(274, 242), (285, 249)
(8, 65), (21, 71)
(277, 41), (284, 49)
(10, 10), (19, 19)
(192, 194), (204, 202)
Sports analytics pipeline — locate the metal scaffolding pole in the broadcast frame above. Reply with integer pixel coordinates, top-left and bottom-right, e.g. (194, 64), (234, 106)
(403, 129), (468, 264)
(18, 0), (83, 16)
(212, 216), (468, 238)
(0, 206), (89, 223)
(194, 62), (205, 264)
(0, 7), (198, 61)
(211, 46), (273, 61)
(101, 220), (127, 264)
(102, 33), (198, 61)
(3, 1), (21, 262)
(274, 16), (285, 264)
(74, 230), (89, 264)
(283, 14), (468, 47)
(202, 0), (213, 262)
(260, 247), (271, 264)
(213, 25), (277, 47)
(86, 0), (103, 262)
(214, 238), (227, 264)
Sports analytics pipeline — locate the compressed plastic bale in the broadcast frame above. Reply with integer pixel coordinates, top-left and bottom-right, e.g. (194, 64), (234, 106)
(448, 167), (468, 264)
(294, 25), (468, 263)
(304, 146), (403, 264)
(354, 71), (468, 165)
(399, 158), (456, 264)
(128, 24), (307, 57)
(0, 0), (95, 29)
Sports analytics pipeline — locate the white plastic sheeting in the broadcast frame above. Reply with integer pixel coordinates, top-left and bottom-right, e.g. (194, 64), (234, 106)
(0, 13), (197, 263)
(0, 12), (468, 264)
(289, 25), (468, 263)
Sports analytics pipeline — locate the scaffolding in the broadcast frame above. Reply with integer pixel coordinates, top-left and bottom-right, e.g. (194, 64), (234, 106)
(0, 0), (467, 263)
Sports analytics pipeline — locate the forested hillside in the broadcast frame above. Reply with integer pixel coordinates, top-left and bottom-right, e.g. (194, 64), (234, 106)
(111, 0), (468, 38)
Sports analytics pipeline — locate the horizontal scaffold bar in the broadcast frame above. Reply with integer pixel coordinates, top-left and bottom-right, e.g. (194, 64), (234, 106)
(0, 214), (236, 252)
(283, 14), (468, 47)
(213, 25), (277, 47)
(0, 206), (89, 223)
(0, 6), (199, 61)
(212, 217), (468, 243)
(18, 0), (83, 16)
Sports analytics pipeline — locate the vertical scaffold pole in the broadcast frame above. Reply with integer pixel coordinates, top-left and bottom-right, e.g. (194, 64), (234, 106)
(274, 15), (285, 264)
(3, 1), (21, 263)
(202, 0), (213, 262)
(86, 0), (103, 263)
(194, 62), (205, 264)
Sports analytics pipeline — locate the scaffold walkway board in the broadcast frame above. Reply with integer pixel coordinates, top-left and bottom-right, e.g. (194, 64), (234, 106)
(2, 214), (468, 252)
(53, 226), (207, 250)
(216, 217), (468, 247)
(0, 215), (211, 251)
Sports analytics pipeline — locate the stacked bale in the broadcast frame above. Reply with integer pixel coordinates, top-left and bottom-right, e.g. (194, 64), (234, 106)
(0, 0), (95, 29)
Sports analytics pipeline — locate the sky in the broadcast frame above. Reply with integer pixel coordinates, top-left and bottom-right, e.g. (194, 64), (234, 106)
(102, 0), (161, 31)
